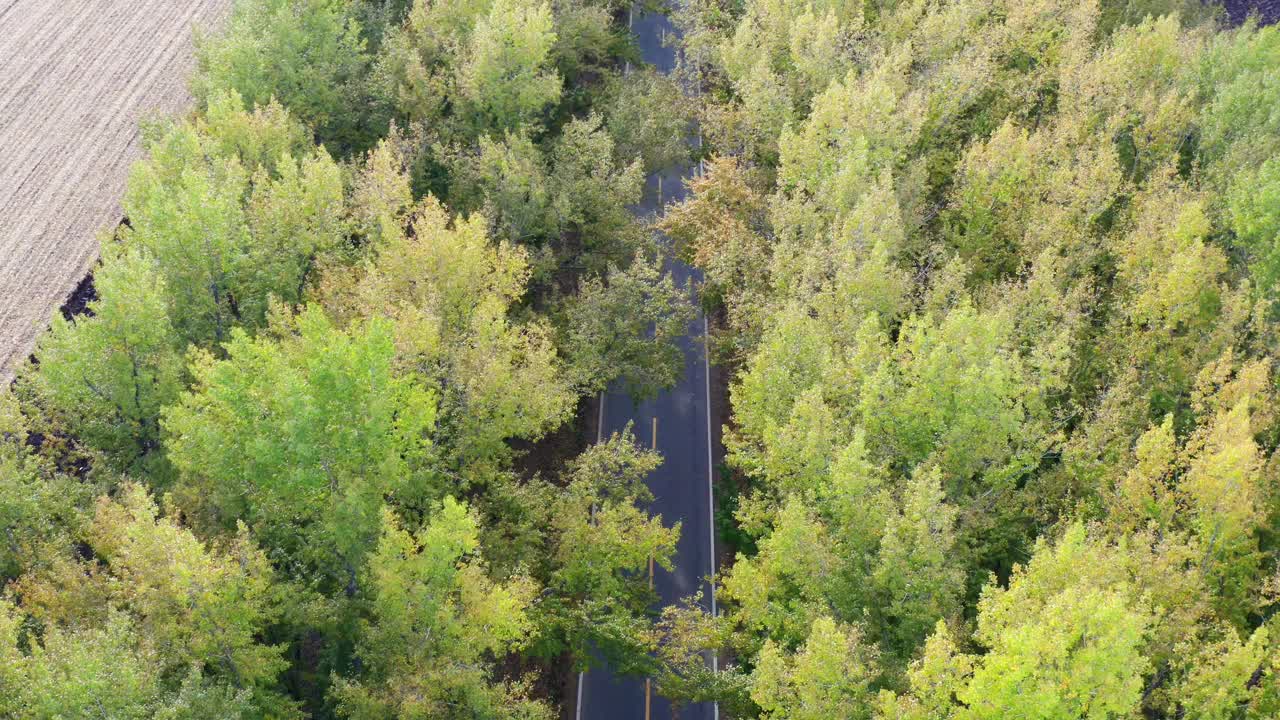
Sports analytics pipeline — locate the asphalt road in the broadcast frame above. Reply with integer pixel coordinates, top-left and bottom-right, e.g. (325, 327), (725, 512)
(576, 8), (719, 720)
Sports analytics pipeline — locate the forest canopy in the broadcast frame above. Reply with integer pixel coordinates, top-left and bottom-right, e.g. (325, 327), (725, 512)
(2, 0), (1280, 718)
(654, 0), (1280, 717)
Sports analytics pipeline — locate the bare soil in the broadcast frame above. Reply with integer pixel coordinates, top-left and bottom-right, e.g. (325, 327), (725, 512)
(0, 0), (229, 381)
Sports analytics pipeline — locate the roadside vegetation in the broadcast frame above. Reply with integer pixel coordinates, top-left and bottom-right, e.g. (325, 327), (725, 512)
(2, 0), (693, 716)
(1, 0), (1279, 718)
(654, 0), (1280, 717)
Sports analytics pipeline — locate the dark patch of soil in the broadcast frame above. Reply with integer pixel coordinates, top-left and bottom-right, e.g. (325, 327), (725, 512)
(493, 649), (576, 720)
(510, 394), (596, 486)
(58, 270), (96, 320)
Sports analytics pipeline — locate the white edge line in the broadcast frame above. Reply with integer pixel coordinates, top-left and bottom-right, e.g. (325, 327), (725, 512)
(703, 313), (720, 720)
(597, 389), (605, 444)
(575, 669), (585, 720)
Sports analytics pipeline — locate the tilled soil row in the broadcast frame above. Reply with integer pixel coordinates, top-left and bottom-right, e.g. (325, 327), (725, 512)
(0, 0), (229, 381)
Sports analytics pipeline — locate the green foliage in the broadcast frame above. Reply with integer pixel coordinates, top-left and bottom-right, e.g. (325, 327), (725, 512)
(544, 113), (646, 271)
(448, 113), (645, 278)
(664, 0), (1280, 715)
(655, 597), (756, 715)
(1173, 625), (1275, 720)
(751, 616), (878, 720)
(534, 428), (680, 674)
(0, 484), (294, 717)
(860, 300), (1047, 487)
(14, 0), (1280, 714)
(564, 250), (696, 401)
(29, 246), (182, 476)
(960, 526), (1154, 720)
(549, 0), (621, 104)
(86, 485), (287, 689)
(123, 92), (346, 347)
(1229, 155), (1280, 296)
(373, 0), (606, 145)
(194, 0), (375, 153)
(603, 69), (694, 173)
(0, 394), (92, 582)
(870, 467), (963, 659)
(0, 605), (159, 719)
(351, 0), (415, 49)
(369, 0), (487, 133)
(657, 156), (772, 349)
(332, 500), (549, 719)
(316, 193), (574, 475)
(163, 306), (436, 583)
(466, 130), (558, 242)
(1198, 24), (1280, 182)
(720, 497), (841, 649)
(458, 0), (562, 132)
(878, 526), (1156, 720)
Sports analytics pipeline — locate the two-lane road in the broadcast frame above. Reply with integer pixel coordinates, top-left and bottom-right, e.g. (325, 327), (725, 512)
(576, 8), (719, 720)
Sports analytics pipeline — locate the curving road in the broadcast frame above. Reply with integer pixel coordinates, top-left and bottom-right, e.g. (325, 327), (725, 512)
(576, 8), (719, 720)
(0, 0), (228, 381)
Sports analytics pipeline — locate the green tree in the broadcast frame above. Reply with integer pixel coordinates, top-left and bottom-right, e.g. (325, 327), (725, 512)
(944, 120), (1045, 281)
(194, 0), (374, 152)
(153, 667), (265, 720)
(603, 69), (694, 173)
(448, 129), (555, 244)
(548, 0), (619, 97)
(534, 428), (680, 675)
(858, 298), (1048, 493)
(0, 605), (159, 719)
(751, 616), (878, 720)
(545, 113), (646, 272)
(875, 621), (974, 720)
(1228, 155), (1280, 297)
(9, 484), (292, 713)
(726, 303), (843, 491)
(870, 466), (963, 659)
(965, 525), (1153, 720)
(1173, 625), (1275, 720)
(87, 485), (287, 689)
(331, 500), (549, 719)
(369, 0), (489, 134)
(658, 155), (772, 347)
(123, 93), (346, 347)
(880, 526), (1157, 720)
(720, 498), (841, 650)
(655, 598), (754, 715)
(163, 306), (437, 586)
(349, 136), (416, 249)
(315, 195), (574, 475)
(0, 393), (92, 582)
(450, 114), (645, 278)
(564, 251), (696, 401)
(1179, 398), (1267, 619)
(457, 0), (562, 132)
(29, 246), (181, 476)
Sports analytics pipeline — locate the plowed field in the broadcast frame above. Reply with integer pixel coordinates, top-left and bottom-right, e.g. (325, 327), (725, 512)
(0, 0), (228, 381)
